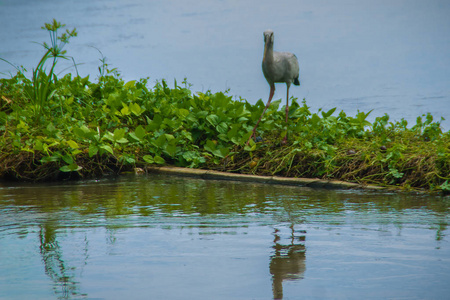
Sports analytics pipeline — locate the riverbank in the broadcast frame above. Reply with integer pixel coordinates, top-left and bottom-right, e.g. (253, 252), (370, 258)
(1, 70), (449, 194)
(143, 166), (390, 192)
(1, 21), (449, 193)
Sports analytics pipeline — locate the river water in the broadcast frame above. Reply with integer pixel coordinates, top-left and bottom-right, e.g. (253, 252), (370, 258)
(0, 174), (449, 299)
(0, 0), (449, 129)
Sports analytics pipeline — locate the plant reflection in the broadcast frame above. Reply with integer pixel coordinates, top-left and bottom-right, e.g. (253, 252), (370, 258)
(270, 224), (306, 300)
(39, 222), (87, 299)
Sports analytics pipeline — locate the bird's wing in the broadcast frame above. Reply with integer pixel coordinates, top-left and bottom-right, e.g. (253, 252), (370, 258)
(272, 52), (300, 82)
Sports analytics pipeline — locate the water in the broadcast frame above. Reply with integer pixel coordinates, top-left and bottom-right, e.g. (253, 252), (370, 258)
(0, 174), (449, 300)
(1, 0), (449, 129)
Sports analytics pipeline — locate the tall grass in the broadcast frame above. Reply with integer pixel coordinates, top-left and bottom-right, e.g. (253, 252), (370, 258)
(1, 19), (77, 122)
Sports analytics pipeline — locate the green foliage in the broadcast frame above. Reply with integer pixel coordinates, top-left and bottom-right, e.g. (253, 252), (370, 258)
(1, 19), (77, 122)
(0, 20), (449, 193)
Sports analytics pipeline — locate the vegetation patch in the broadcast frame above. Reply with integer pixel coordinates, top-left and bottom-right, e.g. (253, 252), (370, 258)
(1, 20), (449, 193)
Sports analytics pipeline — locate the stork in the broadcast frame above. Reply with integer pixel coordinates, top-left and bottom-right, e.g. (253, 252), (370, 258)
(248, 30), (300, 145)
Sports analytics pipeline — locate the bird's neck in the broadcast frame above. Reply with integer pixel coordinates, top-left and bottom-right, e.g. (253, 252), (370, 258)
(263, 42), (274, 63)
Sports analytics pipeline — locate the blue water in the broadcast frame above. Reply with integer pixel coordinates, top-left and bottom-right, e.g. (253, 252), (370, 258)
(1, 0), (449, 128)
(0, 175), (449, 299)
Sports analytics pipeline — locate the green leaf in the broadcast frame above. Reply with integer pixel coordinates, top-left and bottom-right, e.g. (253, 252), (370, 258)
(244, 138), (256, 151)
(154, 155), (165, 164)
(105, 128), (128, 144)
(270, 99), (281, 110)
(164, 134), (175, 141)
(113, 128), (126, 140)
(124, 80), (136, 89)
(388, 167), (404, 179)
(59, 163), (82, 172)
(148, 114), (163, 131)
(89, 144), (98, 157)
(216, 147), (229, 158)
(129, 126), (146, 141)
(17, 120), (29, 131)
(177, 108), (190, 118)
(120, 104), (130, 116)
(143, 155), (154, 163)
(130, 103), (145, 116)
(62, 154), (74, 164)
(206, 114), (220, 126)
(440, 180), (450, 191)
(163, 118), (175, 129)
(116, 137), (129, 144)
(40, 155), (60, 163)
(123, 154), (136, 164)
(34, 139), (44, 151)
(106, 93), (121, 108)
(73, 125), (94, 139)
(204, 140), (216, 153)
(128, 132), (140, 142)
(216, 122), (228, 134)
(165, 143), (177, 157)
(154, 134), (166, 148)
(321, 107), (336, 118)
(227, 124), (239, 139)
(237, 116), (248, 123)
(66, 140), (79, 149)
(71, 149), (82, 156)
(134, 126), (146, 140)
(59, 165), (72, 172)
(100, 144), (114, 155)
(103, 131), (115, 142)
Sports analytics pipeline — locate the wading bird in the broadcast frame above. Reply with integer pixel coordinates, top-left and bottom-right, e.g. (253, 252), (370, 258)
(248, 30), (300, 145)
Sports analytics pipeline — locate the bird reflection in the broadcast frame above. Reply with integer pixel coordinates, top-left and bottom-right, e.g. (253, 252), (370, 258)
(270, 224), (306, 300)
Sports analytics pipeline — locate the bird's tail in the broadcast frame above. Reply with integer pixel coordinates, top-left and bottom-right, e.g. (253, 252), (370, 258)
(293, 76), (300, 86)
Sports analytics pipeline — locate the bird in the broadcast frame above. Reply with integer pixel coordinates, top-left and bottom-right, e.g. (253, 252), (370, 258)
(248, 29), (300, 145)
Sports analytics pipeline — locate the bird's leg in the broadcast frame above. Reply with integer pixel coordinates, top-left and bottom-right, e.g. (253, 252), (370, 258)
(282, 85), (290, 144)
(285, 85), (290, 123)
(247, 84), (275, 145)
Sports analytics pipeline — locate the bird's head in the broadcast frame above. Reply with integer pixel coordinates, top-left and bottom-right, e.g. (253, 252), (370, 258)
(263, 30), (274, 45)
(263, 30), (274, 61)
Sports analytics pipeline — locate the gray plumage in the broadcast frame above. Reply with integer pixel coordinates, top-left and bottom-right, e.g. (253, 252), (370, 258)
(248, 30), (300, 145)
(262, 30), (300, 88)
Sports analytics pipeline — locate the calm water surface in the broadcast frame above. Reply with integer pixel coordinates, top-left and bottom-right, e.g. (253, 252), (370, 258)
(0, 174), (449, 299)
(0, 0), (449, 129)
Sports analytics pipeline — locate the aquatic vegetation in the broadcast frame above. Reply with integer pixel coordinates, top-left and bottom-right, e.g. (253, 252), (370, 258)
(1, 19), (77, 122)
(0, 20), (449, 193)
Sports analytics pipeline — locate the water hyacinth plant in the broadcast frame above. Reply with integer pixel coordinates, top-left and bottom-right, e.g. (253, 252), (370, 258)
(0, 20), (449, 193)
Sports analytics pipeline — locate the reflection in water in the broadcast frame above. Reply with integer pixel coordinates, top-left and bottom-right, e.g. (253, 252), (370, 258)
(0, 175), (449, 299)
(270, 225), (306, 300)
(436, 222), (447, 243)
(39, 222), (87, 299)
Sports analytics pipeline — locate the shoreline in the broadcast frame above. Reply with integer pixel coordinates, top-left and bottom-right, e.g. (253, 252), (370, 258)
(142, 166), (413, 194)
